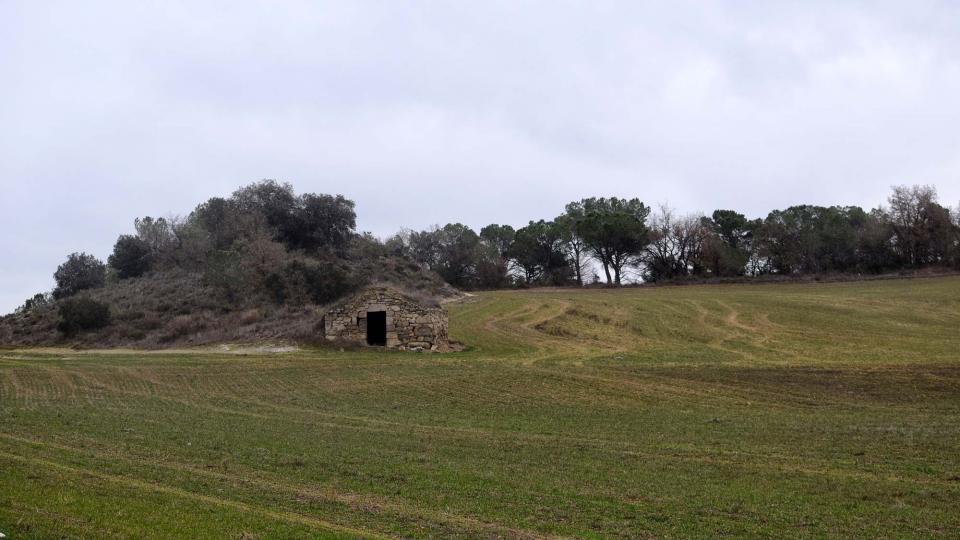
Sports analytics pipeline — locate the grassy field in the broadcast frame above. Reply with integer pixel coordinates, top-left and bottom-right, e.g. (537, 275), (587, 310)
(1, 276), (959, 538)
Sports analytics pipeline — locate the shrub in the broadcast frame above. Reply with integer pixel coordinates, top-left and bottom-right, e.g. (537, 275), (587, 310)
(266, 259), (357, 305)
(135, 314), (163, 331)
(57, 298), (111, 336)
(53, 253), (106, 299)
(203, 249), (247, 302)
(116, 310), (145, 322)
(296, 260), (356, 304)
(109, 235), (154, 279)
(164, 314), (200, 341)
(263, 272), (287, 304)
(239, 309), (261, 325)
(16, 292), (52, 314)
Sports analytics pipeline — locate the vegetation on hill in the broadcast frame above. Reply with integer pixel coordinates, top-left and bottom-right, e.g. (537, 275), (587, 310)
(1, 277), (958, 537)
(0, 181), (455, 346)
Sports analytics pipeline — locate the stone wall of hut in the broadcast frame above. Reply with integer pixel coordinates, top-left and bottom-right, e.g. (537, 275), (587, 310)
(322, 287), (449, 351)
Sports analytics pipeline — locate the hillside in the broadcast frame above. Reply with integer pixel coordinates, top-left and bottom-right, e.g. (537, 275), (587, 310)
(0, 262), (456, 349)
(0, 181), (458, 348)
(1, 277), (959, 538)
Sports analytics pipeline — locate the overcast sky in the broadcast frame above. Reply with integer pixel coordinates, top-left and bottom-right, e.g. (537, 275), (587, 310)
(2, 1), (960, 314)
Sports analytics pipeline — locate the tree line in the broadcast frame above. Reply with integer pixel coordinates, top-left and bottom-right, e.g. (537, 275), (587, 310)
(16, 182), (960, 317)
(383, 184), (960, 289)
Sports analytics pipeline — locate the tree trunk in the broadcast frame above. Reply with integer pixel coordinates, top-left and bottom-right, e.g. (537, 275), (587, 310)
(573, 250), (583, 286)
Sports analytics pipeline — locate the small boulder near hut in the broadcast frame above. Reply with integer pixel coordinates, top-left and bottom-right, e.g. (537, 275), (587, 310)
(320, 286), (450, 351)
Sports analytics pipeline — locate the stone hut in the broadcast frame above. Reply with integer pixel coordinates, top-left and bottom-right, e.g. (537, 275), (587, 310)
(320, 287), (449, 351)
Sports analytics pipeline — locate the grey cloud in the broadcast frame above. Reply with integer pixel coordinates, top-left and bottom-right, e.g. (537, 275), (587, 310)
(2, 1), (959, 312)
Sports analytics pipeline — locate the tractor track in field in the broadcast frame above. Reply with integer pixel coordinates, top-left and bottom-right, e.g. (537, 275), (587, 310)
(0, 448), (395, 540)
(0, 433), (571, 540)
(4, 428), (956, 506)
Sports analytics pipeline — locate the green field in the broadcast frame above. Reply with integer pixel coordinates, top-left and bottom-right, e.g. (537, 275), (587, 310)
(2, 277), (959, 539)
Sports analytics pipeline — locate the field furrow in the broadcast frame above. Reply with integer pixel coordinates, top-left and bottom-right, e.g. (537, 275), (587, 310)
(2, 277), (959, 538)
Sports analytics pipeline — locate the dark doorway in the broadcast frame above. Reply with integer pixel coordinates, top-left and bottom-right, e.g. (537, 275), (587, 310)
(366, 311), (387, 346)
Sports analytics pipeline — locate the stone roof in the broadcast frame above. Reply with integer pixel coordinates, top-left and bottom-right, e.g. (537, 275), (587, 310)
(333, 286), (440, 310)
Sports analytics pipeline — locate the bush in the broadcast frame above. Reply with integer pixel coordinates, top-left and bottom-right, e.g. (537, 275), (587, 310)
(263, 272), (287, 303)
(265, 259), (357, 305)
(16, 292), (52, 314)
(299, 260), (355, 304)
(57, 298), (111, 336)
(203, 250), (244, 301)
(53, 253), (106, 299)
(109, 235), (154, 279)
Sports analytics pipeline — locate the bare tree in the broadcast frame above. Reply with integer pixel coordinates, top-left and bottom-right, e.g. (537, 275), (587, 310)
(887, 184), (953, 266)
(641, 205), (708, 281)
